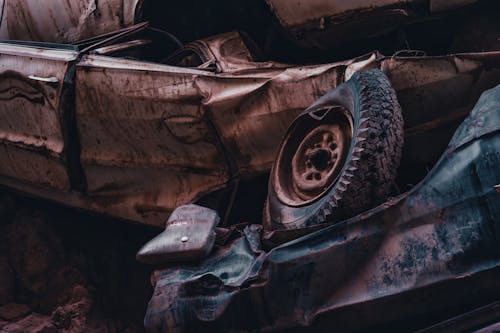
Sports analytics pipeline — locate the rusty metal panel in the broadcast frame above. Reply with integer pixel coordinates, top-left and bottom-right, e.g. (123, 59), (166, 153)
(381, 53), (500, 128)
(380, 53), (500, 167)
(0, 145), (69, 190)
(3, 0), (140, 43)
(266, 0), (479, 27)
(75, 55), (230, 227)
(0, 43), (77, 190)
(202, 53), (378, 175)
(266, 0), (414, 29)
(73, 49), (378, 225)
(144, 84), (500, 332)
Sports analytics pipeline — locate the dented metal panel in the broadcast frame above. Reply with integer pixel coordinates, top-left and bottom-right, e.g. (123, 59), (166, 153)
(204, 54), (378, 175)
(0, 43), (77, 190)
(2, 0), (140, 43)
(381, 52), (500, 167)
(267, 0), (479, 25)
(75, 55), (230, 226)
(73, 46), (378, 225)
(144, 84), (500, 333)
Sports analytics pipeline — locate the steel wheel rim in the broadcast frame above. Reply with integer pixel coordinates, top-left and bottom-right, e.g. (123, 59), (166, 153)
(273, 107), (353, 207)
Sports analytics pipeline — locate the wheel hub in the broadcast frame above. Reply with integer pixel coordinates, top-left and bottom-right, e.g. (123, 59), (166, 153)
(308, 148), (332, 171)
(273, 107), (353, 206)
(291, 124), (346, 197)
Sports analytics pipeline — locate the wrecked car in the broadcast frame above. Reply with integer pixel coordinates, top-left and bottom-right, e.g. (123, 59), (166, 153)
(1, 0), (500, 331)
(144, 73), (500, 333)
(0, 22), (384, 227)
(0, 0), (497, 229)
(1, 18), (500, 229)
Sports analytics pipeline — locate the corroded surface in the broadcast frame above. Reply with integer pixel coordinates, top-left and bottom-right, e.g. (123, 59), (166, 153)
(145, 84), (500, 332)
(0, 30), (500, 227)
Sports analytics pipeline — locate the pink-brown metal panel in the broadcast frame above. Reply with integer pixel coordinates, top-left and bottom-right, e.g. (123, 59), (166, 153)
(75, 55), (229, 226)
(202, 54), (378, 175)
(0, 43), (77, 190)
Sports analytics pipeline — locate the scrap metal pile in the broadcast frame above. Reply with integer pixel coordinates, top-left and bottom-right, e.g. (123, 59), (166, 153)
(0, 0), (499, 332)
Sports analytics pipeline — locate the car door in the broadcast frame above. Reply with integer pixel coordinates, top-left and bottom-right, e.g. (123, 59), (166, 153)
(0, 41), (78, 192)
(75, 50), (229, 226)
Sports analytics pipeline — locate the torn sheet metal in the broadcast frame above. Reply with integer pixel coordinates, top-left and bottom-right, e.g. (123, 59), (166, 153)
(75, 55), (230, 227)
(144, 84), (500, 332)
(200, 53), (379, 176)
(1, 0), (140, 43)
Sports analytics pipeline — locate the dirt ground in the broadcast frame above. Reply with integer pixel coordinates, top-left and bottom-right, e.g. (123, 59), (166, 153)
(0, 191), (158, 333)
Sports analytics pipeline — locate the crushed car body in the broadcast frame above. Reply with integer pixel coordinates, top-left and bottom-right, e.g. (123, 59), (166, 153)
(1, 0), (500, 332)
(144, 84), (500, 332)
(0, 24), (382, 226)
(1, 22), (499, 227)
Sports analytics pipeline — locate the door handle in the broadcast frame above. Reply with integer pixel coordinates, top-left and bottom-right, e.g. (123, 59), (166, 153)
(28, 75), (59, 84)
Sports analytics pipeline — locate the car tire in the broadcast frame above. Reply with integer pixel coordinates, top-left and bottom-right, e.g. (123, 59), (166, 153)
(265, 69), (404, 230)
